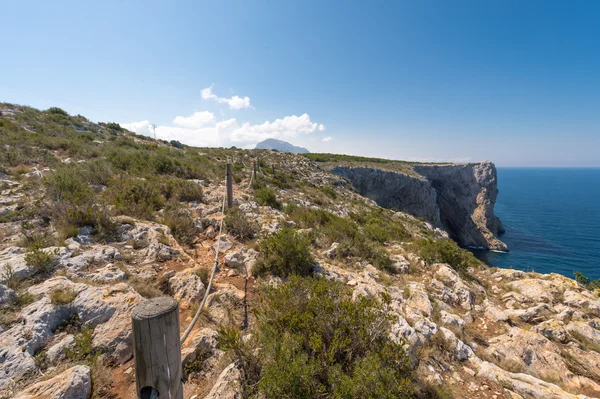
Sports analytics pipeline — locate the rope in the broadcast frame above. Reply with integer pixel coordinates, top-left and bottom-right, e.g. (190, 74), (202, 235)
(181, 184), (227, 344)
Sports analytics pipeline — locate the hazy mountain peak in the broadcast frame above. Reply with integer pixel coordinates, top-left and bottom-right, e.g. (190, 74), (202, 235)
(255, 138), (309, 154)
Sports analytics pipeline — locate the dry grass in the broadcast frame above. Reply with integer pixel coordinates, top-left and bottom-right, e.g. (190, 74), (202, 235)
(128, 277), (162, 298)
(49, 287), (77, 305)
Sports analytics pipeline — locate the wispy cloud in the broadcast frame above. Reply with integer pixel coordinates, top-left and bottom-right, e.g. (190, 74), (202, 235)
(201, 85), (252, 110)
(321, 136), (332, 142)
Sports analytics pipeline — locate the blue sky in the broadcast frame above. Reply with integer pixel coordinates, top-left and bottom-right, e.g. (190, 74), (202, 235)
(1, 1), (599, 166)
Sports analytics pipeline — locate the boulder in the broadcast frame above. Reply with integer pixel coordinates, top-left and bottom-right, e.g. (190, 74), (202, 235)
(223, 248), (259, 276)
(389, 254), (410, 273)
(169, 270), (206, 305)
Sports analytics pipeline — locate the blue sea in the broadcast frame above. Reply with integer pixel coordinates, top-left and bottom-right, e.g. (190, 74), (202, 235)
(472, 168), (600, 280)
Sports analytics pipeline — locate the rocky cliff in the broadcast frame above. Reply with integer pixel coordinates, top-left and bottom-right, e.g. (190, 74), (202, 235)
(332, 162), (508, 251)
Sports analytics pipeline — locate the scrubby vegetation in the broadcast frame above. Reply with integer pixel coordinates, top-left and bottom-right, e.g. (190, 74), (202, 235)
(49, 287), (77, 305)
(218, 277), (413, 398)
(255, 227), (314, 277)
(574, 271), (600, 291)
(253, 186), (281, 209)
(225, 207), (256, 242)
(413, 238), (481, 274)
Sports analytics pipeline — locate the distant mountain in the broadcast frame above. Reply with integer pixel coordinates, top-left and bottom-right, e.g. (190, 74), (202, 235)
(255, 138), (309, 154)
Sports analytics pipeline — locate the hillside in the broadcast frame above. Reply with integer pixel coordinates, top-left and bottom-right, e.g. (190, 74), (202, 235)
(1, 103), (600, 399)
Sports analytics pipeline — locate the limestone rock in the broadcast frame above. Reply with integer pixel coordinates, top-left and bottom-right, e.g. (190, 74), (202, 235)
(86, 263), (127, 283)
(169, 270), (206, 305)
(389, 254), (410, 273)
(532, 320), (568, 343)
(204, 363), (242, 399)
(224, 247), (259, 276)
(0, 283), (15, 305)
(46, 334), (75, 363)
(13, 365), (91, 399)
(212, 236), (234, 253)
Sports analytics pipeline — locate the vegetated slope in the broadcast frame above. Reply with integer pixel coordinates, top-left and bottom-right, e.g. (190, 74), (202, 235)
(1, 103), (600, 399)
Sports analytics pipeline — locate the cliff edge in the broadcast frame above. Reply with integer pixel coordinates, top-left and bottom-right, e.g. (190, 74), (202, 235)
(332, 162), (508, 251)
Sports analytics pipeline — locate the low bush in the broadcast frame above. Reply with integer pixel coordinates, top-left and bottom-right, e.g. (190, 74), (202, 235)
(254, 187), (281, 209)
(254, 227), (314, 278)
(24, 245), (57, 275)
(162, 177), (203, 202)
(413, 238), (481, 274)
(67, 327), (99, 362)
(194, 268), (210, 286)
(105, 122), (123, 131)
(160, 204), (198, 246)
(106, 177), (164, 219)
(574, 271), (600, 290)
(45, 166), (92, 203)
(224, 207), (256, 242)
(47, 107), (69, 116)
(218, 277), (413, 398)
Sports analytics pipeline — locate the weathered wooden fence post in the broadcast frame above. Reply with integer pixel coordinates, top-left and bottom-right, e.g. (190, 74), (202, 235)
(226, 163), (233, 208)
(253, 160), (257, 180)
(132, 297), (183, 399)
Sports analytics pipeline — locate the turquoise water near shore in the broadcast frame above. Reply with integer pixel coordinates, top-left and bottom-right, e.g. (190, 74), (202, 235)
(471, 168), (600, 280)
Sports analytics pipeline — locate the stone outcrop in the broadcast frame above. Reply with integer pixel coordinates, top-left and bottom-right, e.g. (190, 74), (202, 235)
(331, 162), (507, 251)
(13, 365), (91, 399)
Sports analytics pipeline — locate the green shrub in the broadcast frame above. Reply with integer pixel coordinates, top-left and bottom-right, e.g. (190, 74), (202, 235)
(105, 122), (123, 131)
(224, 207), (255, 242)
(47, 107), (68, 116)
(24, 245), (57, 275)
(413, 238), (480, 274)
(106, 177), (164, 219)
(254, 277), (412, 398)
(49, 287), (77, 305)
(160, 204), (198, 246)
(254, 187), (281, 209)
(67, 327), (99, 362)
(45, 167), (91, 203)
(574, 271), (600, 290)
(162, 178), (203, 202)
(194, 268), (210, 286)
(255, 227), (314, 278)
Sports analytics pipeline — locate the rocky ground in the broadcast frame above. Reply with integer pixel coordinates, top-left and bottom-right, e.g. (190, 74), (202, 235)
(1, 105), (600, 399)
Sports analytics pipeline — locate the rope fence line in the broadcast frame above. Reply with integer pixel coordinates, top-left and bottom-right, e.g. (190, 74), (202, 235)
(180, 181), (226, 344)
(181, 157), (260, 343)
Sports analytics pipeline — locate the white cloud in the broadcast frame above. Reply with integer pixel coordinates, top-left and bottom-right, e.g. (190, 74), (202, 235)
(318, 124), (325, 131)
(119, 120), (153, 136)
(121, 111), (324, 148)
(321, 136), (332, 142)
(201, 85), (252, 110)
(172, 111), (214, 129)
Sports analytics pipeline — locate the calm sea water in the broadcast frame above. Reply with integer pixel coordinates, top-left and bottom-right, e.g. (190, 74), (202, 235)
(471, 168), (600, 280)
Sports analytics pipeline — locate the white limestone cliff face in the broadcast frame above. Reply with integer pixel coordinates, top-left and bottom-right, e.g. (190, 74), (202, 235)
(332, 162), (508, 251)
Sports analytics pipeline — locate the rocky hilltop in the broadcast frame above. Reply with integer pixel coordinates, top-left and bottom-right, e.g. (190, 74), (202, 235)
(331, 162), (508, 251)
(1, 104), (600, 399)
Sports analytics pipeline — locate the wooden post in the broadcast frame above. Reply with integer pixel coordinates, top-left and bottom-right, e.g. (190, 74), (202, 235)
(132, 297), (183, 399)
(226, 163), (233, 208)
(253, 161), (257, 180)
